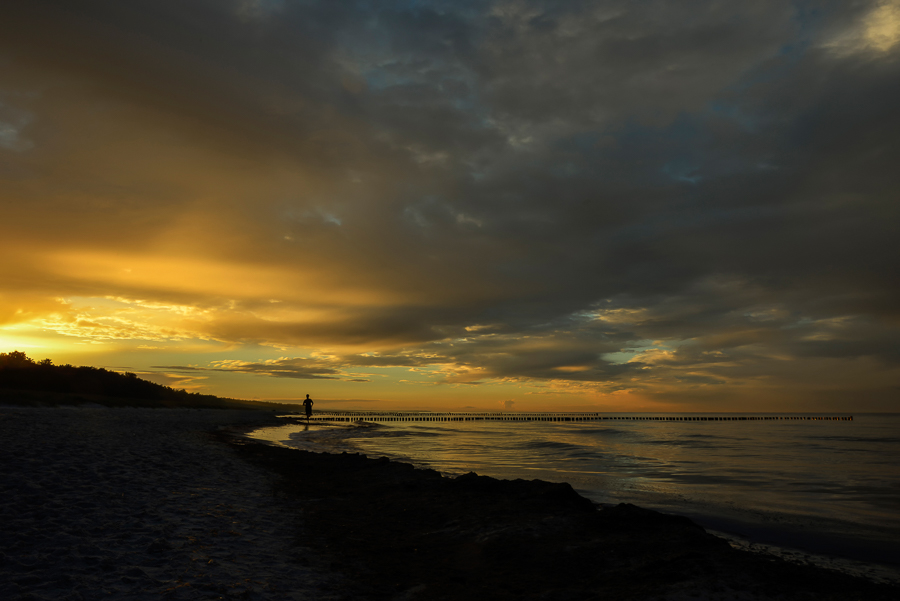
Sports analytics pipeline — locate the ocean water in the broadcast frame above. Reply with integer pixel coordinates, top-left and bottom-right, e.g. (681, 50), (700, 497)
(247, 412), (900, 580)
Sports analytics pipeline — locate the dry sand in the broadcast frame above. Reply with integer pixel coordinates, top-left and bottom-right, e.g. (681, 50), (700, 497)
(0, 406), (346, 601)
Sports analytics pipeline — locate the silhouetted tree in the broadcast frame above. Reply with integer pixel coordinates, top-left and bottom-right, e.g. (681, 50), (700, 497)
(0, 351), (277, 409)
(0, 350), (37, 368)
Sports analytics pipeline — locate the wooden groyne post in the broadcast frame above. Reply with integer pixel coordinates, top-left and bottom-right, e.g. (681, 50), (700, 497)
(287, 413), (853, 423)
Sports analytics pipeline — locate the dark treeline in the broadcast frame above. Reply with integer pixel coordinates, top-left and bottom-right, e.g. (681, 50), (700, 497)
(0, 351), (281, 409)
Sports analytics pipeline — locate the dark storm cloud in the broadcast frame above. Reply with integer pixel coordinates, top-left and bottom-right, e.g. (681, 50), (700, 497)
(338, 354), (425, 367)
(160, 357), (343, 380)
(2, 0), (898, 407)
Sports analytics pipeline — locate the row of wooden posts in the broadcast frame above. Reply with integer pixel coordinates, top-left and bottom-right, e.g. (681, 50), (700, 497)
(288, 413), (853, 423)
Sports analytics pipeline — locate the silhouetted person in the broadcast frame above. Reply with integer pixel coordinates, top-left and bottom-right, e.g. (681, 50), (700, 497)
(302, 394), (313, 422)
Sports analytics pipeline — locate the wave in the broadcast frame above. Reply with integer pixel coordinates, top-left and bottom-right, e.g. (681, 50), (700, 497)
(805, 435), (900, 444)
(517, 440), (582, 451)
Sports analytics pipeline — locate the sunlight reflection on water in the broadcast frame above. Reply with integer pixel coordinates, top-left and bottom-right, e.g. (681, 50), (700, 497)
(248, 413), (900, 569)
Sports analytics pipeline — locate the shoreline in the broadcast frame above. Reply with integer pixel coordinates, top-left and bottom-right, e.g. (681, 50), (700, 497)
(225, 427), (899, 600)
(245, 417), (900, 584)
(2, 406), (897, 600)
(665, 504), (900, 581)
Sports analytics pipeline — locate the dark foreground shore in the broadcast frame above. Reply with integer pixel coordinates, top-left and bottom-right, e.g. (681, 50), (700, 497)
(0, 407), (346, 601)
(223, 432), (899, 601)
(2, 406), (896, 601)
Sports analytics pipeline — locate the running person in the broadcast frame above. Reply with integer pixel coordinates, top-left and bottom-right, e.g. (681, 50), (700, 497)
(302, 394), (313, 421)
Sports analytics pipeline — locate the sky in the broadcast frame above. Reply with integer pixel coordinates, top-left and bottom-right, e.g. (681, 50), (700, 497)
(1, 0), (899, 412)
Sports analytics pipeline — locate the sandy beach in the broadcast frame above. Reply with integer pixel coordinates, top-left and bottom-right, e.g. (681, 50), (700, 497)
(2, 406), (897, 601)
(0, 407), (346, 600)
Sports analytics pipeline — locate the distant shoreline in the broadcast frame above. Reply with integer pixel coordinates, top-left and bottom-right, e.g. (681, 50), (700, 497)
(0, 387), (288, 410)
(0, 351), (288, 411)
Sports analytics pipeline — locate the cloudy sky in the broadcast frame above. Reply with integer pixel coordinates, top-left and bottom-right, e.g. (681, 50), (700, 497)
(1, 0), (898, 411)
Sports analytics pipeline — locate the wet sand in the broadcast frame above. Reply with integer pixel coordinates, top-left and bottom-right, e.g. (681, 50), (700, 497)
(2, 407), (897, 601)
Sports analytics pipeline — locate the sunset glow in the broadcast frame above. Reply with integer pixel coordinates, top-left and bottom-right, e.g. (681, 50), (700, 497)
(1, 1), (898, 412)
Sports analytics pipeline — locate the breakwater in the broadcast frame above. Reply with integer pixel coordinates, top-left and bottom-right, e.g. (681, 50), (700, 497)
(285, 412), (852, 423)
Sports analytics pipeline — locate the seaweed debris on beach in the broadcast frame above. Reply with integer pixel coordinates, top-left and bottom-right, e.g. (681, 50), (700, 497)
(226, 434), (900, 601)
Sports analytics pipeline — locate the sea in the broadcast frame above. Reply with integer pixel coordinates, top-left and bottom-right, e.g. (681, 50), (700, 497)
(246, 412), (900, 583)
